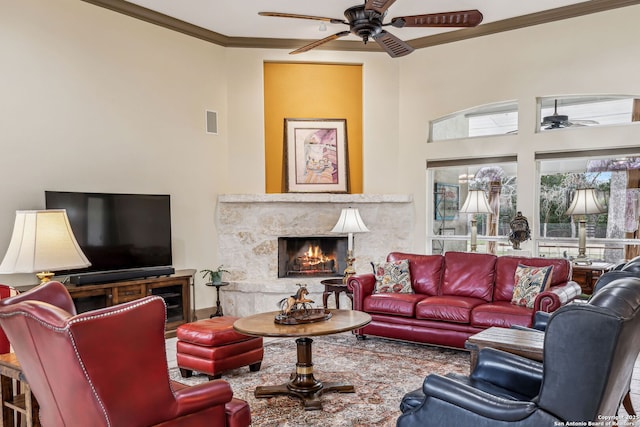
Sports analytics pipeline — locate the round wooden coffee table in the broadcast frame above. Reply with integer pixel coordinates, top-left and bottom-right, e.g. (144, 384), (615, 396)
(233, 309), (371, 410)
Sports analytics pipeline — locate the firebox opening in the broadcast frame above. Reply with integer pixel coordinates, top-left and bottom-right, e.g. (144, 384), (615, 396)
(278, 236), (347, 278)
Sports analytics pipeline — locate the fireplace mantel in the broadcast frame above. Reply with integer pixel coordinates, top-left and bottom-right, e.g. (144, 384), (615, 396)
(218, 193), (412, 204)
(215, 193), (414, 316)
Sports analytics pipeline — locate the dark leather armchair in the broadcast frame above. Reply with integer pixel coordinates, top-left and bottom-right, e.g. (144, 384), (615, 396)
(0, 281), (251, 427)
(397, 276), (640, 427)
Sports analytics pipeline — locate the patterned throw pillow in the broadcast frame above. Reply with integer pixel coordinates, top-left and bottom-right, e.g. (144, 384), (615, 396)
(372, 259), (413, 294)
(511, 264), (554, 308)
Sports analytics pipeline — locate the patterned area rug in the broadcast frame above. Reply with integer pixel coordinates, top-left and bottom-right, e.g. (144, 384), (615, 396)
(169, 333), (469, 427)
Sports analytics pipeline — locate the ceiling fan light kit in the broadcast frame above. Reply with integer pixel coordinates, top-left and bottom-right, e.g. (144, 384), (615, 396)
(259, 1), (483, 58)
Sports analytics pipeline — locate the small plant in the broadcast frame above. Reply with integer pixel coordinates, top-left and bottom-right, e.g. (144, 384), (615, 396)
(200, 265), (230, 284)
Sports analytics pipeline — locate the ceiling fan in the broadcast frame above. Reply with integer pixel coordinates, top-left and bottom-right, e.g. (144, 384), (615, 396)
(541, 100), (599, 130)
(259, 0), (483, 58)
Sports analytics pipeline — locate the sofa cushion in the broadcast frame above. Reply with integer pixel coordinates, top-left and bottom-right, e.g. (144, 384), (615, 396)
(372, 259), (413, 294)
(511, 264), (554, 308)
(363, 293), (425, 317)
(442, 252), (497, 302)
(388, 252), (444, 296)
(416, 295), (486, 324)
(471, 301), (533, 328)
(494, 256), (570, 302)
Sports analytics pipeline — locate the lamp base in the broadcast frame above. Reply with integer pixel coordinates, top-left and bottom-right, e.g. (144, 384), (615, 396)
(342, 251), (356, 284)
(36, 271), (55, 283)
(572, 256), (592, 266)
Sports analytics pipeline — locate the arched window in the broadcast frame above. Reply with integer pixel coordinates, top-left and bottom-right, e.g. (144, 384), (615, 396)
(429, 100), (518, 142)
(537, 95), (640, 132)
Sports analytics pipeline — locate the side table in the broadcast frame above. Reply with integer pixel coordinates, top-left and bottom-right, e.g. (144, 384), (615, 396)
(320, 278), (353, 309)
(572, 262), (616, 294)
(464, 327), (544, 371)
(0, 353), (39, 426)
(205, 282), (229, 318)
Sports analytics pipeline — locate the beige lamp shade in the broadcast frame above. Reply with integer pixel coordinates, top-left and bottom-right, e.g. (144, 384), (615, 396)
(459, 190), (493, 214)
(330, 208), (370, 234)
(566, 188), (605, 216)
(459, 190), (492, 253)
(0, 210), (91, 282)
(565, 188), (605, 264)
(331, 207), (369, 280)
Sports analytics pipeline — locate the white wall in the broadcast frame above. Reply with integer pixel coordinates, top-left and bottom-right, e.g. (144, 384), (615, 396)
(3, 0), (640, 308)
(0, 0), (230, 301)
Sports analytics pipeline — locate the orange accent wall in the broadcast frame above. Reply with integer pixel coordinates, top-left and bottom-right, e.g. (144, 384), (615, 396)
(264, 62), (363, 193)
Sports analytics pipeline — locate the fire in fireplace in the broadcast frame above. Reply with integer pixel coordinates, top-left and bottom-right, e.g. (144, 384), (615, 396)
(278, 237), (347, 278)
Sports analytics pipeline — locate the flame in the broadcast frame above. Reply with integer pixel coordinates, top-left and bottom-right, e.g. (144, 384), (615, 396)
(301, 244), (330, 266)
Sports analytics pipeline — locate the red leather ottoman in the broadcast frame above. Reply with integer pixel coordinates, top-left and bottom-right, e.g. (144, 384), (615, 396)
(176, 316), (263, 379)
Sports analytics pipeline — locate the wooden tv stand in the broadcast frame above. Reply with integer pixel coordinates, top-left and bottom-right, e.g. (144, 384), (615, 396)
(18, 269), (194, 337)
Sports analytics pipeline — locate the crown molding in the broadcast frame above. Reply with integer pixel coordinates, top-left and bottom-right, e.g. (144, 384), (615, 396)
(82, 0), (640, 53)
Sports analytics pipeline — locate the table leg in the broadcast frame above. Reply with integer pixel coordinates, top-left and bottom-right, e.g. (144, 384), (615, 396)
(0, 375), (14, 427)
(322, 291), (330, 309)
(211, 286), (224, 318)
(254, 337), (355, 410)
(464, 341), (479, 373)
(323, 289), (342, 309)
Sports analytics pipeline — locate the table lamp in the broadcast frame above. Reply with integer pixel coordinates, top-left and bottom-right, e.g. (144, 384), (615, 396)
(331, 207), (369, 283)
(566, 188), (605, 265)
(0, 210), (91, 283)
(459, 189), (493, 252)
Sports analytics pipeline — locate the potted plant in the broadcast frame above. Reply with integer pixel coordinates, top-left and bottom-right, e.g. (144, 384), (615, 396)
(200, 265), (229, 285)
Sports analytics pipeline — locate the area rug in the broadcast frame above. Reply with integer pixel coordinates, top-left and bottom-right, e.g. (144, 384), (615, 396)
(169, 333), (469, 427)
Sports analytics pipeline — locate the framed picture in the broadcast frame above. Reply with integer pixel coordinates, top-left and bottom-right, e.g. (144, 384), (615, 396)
(284, 118), (349, 193)
(434, 183), (459, 220)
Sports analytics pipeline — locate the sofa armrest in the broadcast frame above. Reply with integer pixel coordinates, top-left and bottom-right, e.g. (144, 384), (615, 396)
(533, 280), (582, 313)
(347, 274), (375, 311)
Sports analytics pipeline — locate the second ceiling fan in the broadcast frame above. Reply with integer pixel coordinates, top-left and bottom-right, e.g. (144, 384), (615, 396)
(541, 100), (599, 130)
(259, 0), (483, 58)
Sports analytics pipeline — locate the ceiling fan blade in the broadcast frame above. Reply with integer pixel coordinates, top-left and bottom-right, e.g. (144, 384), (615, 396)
(290, 31), (351, 55)
(364, 0), (397, 15)
(569, 119), (599, 126)
(391, 10), (483, 28)
(258, 12), (345, 25)
(373, 30), (414, 58)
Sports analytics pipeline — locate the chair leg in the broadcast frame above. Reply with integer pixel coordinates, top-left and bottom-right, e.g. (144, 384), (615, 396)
(179, 368), (192, 378)
(249, 362), (262, 372)
(208, 374), (222, 380)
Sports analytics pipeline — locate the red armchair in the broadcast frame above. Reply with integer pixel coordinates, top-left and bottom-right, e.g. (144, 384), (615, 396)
(0, 281), (251, 427)
(0, 284), (16, 354)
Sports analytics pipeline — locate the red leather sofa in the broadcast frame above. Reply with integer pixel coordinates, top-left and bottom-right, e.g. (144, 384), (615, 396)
(347, 251), (581, 349)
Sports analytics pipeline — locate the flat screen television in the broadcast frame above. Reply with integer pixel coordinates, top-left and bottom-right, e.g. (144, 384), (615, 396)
(45, 191), (173, 281)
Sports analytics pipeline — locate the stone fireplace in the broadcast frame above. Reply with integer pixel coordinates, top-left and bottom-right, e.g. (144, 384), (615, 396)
(215, 193), (414, 316)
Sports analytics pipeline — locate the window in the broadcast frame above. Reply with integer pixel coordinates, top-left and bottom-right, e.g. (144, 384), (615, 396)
(429, 101), (518, 142)
(428, 160), (517, 254)
(538, 95), (639, 132)
(537, 150), (640, 262)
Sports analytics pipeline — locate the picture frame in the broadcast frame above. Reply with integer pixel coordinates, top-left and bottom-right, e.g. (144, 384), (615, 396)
(434, 183), (460, 220)
(284, 118), (349, 193)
